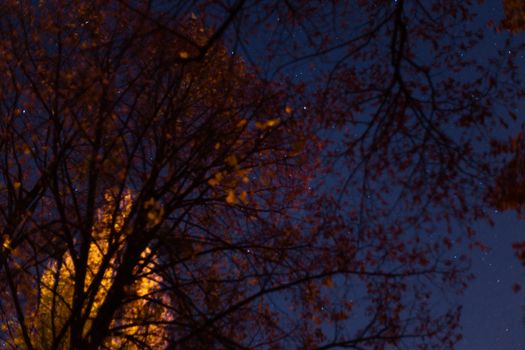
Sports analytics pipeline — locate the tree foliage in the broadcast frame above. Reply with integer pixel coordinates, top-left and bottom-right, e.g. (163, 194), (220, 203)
(0, 1), (522, 349)
(490, 0), (525, 296)
(502, 0), (525, 33)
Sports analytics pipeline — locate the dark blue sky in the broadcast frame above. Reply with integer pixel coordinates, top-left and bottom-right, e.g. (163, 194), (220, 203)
(1, 1), (522, 349)
(254, 2), (525, 347)
(456, 3), (525, 349)
(460, 213), (525, 349)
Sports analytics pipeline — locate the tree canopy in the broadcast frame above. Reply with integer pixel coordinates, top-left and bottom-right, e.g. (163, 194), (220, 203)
(0, 1), (523, 349)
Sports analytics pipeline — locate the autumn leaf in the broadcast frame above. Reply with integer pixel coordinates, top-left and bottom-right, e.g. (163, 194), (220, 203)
(322, 276), (334, 288)
(225, 190), (236, 204)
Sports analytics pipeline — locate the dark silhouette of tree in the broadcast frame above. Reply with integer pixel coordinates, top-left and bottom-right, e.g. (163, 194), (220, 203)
(489, 0), (525, 295)
(0, 1), (522, 349)
(490, 129), (525, 294)
(502, 0), (525, 33)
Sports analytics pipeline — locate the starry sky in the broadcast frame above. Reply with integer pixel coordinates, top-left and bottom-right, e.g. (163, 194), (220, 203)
(456, 3), (525, 349)
(1, 1), (522, 349)
(83, 1), (525, 347)
(33, 1), (525, 348)
(243, 2), (525, 348)
(70, 1), (525, 348)
(460, 213), (525, 349)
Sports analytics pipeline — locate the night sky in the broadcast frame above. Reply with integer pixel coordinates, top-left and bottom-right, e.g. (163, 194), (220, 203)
(456, 3), (525, 349)
(78, 1), (525, 348)
(252, 2), (525, 348)
(280, 2), (525, 346)
(460, 213), (525, 349)
(2, 1), (524, 348)
(51, 1), (525, 348)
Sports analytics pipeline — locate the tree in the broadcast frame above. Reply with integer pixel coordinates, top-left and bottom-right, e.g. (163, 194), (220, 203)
(0, 1), (522, 349)
(32, 189), (168, 349)
(0, 1), (322, 348)
(502, 0), (525, 33)
(490, 127), (525, 291)
(489, 0), (525, 293)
